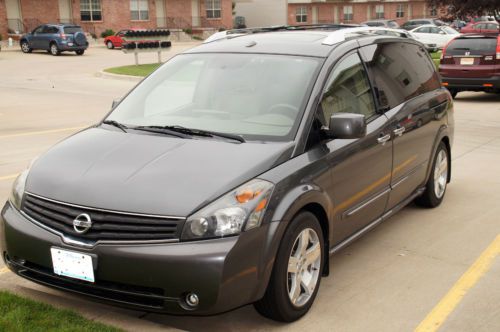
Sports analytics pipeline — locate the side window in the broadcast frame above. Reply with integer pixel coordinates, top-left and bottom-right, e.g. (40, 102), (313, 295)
(360, 42), (440, 109)
(320, 53), (377, 124)
(429, 27), (440, 34)
(33, 26), (44, 34)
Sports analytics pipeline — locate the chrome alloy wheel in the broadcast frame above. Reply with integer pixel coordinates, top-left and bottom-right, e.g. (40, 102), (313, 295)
(21, 42), (30, 53)
(287, 228), (322, 307)
(434, 149), (448, 199)
(50, 44), (58, 55)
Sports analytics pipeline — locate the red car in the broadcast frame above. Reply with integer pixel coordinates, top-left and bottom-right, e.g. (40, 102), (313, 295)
(439, 34), (500, 98)
(460, 21), (499, 35)
(104, 30), (129, 49)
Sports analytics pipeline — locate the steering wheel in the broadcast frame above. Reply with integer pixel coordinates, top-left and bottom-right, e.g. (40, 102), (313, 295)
(267, 103), (299, 120)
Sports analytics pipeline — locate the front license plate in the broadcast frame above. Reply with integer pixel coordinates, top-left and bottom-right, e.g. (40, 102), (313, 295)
(50, 248), (95, 282)
(460, 57), (474, 65)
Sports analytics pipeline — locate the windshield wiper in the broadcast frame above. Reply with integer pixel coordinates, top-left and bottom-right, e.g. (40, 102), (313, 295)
(102, 120), (128, 133)
(151, 125), (245, 143)
(132, 125), (192, 139)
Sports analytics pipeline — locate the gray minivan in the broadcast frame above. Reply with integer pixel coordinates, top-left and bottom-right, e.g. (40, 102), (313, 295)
(1, 25), (454, 322)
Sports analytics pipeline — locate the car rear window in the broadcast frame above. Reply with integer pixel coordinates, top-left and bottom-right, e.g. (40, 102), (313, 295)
(64, 26), (83, 34)
(447, 38), (497, 55)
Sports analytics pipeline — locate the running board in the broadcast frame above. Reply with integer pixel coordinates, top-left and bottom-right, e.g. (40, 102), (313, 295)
(329, 187), (426, 255)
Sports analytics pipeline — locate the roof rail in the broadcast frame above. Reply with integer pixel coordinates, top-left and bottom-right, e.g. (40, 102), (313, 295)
(322, 26), (410, 45)
(203, 24), (360, 44)
(204, 25), (410, 45)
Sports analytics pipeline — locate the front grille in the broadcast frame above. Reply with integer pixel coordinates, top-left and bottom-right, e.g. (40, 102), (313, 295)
(22, 194), (184, 243)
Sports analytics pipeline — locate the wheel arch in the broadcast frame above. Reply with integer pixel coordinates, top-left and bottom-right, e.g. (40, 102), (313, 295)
(424, 125), (452, 184)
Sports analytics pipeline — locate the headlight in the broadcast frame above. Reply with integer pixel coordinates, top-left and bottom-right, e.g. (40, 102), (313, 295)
(9, 169), (29, 210)
(181, 179), (274, 240)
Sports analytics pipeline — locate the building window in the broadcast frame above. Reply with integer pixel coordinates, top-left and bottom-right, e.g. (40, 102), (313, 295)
(430, 6), (437, 16)
(396, 4), (405, 18)
(206, 0), (221, 19)
(343, 6), (353, 22)
(375, 5), (384, 19)
(130, 0), (149, 20)
(80, 0), (102, 21)
(296, 7), (307, 23)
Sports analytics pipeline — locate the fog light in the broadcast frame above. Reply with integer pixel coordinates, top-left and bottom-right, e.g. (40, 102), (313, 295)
(185, 293), (199, 307)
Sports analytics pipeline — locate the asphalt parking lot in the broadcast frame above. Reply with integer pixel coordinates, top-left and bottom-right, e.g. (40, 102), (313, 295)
(1, 44), (500, 332)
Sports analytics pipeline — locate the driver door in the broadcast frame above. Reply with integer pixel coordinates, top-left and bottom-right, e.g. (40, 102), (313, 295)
(30, 25), (45, 49)
(319, 52), (393, 244)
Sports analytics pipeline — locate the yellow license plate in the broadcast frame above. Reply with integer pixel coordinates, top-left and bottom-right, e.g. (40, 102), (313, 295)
(460, 57), (474, 65)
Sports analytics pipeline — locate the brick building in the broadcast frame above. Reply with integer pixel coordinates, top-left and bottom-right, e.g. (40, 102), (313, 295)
(287, 0), (441, 26)
(0, 0), (233, 39)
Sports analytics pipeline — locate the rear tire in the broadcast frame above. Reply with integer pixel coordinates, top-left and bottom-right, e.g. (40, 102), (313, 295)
(254, 211), (324, 322)
(448, 89), (458, 99)
(75, 50), (85, 55)
(50, 43), (60, 56)
(20, 41), (32, 53)
(415, 142), (449, 208)
(106, 41), (114, 49)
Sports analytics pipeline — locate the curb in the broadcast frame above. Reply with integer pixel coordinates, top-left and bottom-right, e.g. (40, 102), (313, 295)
(95, 70), (143, 82)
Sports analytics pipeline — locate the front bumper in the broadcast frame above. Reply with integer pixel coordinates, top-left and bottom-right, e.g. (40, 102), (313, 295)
(440, 76), (500, 90)
(0, 202), (283, 315)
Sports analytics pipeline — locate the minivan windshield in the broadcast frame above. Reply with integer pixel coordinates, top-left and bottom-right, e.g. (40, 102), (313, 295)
(106, 53), (322, 142)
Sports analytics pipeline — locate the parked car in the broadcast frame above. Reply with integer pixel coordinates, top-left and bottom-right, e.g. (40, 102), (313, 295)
(361, 19), (399, 28)
(1, 26), (454, 322)
(410, 24), (460, 49)
(450, 19), (467, 31)
(401, 18), (447, 30)
(104, 30), (129, 49)
(20, 24), (88, 56)
(460, 21), (500, 35)
(440, 34), (500, 98)
(369, 27), (439, 52)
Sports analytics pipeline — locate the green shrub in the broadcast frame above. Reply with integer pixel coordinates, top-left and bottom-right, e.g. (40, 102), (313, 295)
(183, 28), (193, 35)
(192, 35), (203, 41)
(100, 29), (115, 38)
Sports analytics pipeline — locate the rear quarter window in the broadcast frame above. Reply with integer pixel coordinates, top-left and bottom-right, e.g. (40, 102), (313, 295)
(64, 26), (83, 34)
(360, 42), (440, 109)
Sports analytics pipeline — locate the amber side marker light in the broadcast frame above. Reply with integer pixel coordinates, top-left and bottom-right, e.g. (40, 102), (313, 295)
(483, 83), (494, 87)
(442, 82), (449, 86)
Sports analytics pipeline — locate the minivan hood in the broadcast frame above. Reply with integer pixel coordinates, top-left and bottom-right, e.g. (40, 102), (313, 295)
(26, 128), (294, 216)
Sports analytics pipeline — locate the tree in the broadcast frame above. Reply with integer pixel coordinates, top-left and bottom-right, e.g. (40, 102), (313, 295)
(427, 0), (499, 18)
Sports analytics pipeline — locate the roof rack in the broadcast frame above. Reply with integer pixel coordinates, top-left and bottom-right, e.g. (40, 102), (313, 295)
(204, 25), (410, 45)
(203, 24), (360, 44)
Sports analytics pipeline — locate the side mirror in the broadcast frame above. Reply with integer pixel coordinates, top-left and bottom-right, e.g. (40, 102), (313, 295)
(111, 99), (121, 109)
(322, 113), (367, 139)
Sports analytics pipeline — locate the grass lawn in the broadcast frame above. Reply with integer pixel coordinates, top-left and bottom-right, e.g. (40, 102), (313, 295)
(0, 291), (122, 332)
(430, 51), (442, 69)
(104, 63), (161, 77)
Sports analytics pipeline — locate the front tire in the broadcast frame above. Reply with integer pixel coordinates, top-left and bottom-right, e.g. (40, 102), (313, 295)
(106, 41), (114, 49)
(75, 50), (85, 55)
(50, 43), (60, 56)
(254, 211), (324, 322)
(20, 41), (32, 53)
(415, 142), (449, 208)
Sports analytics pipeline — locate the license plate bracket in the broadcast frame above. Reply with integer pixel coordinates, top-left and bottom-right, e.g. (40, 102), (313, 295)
(50, 248), (95, 283)
(460, 57), (474, 65)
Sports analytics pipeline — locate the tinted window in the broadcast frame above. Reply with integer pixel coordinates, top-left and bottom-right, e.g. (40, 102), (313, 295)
(360, 43), (440, 109)
(447, 38), (497, 55)
(320, 53), (376, 123)
(33, 26), (44, 34)
(366, 22), (384, 27)
(64, 26), (83, 34)
(416, 27), (430, 33)
(487, 23), (499, 30)
(429, 27), (440, 34)
(43, 26), (59, 34)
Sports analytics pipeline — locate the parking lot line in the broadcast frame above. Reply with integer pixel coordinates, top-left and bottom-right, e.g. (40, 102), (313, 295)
(415, 234), (500, 332)
(0, 174), (18, 182)
(0, 126), (86, 139)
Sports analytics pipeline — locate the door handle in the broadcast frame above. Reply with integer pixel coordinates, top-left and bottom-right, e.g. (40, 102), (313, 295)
(393, 126), (405, 137)
(377, 134), (391, 144)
